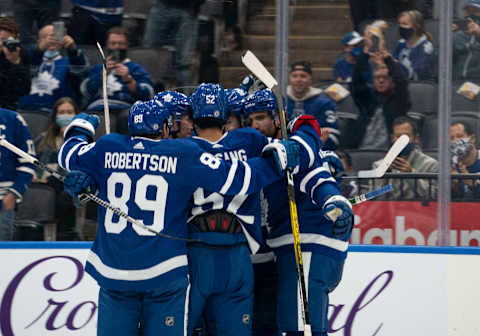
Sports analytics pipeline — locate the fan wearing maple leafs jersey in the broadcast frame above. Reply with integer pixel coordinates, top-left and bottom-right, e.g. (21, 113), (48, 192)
(81, 27), (154, 111)
(18, 25), (88, 113)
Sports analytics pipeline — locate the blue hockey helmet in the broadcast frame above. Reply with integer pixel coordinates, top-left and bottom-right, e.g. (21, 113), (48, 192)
(128, 100), (174, 136)
(225, 87), (247, 118)
(153, 91), (191, 122)
(191, 83), (228, 121)
(243, 89), (279, 117)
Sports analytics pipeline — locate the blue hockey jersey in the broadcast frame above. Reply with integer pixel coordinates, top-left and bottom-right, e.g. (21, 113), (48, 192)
(58, 133), (282, 291)
(186, 128), (273, 253)
(0, 109), (36, 208)
(72, 0), (124, 24)
(82, 60), (154, 111)
(263, 133), (350, 260)
(285, 86), (340, 151)
(19, 49), (88, 113)
(393, 35), (435, 80)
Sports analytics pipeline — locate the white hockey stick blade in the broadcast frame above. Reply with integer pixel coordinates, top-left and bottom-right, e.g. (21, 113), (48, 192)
(241, 50), (278, 89)
(357, 134), (410, 178)
(96, 42), (106, 61)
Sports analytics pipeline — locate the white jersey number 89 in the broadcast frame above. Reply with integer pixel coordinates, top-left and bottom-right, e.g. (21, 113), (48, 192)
(104, 172), (167, 236)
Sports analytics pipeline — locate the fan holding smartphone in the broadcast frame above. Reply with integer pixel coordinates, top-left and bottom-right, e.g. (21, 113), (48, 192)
(17, 22), (88, 113)
(452, 0), (480, 79)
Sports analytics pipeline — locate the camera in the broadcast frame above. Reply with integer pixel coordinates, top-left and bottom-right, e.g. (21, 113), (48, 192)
(107, 49), (127, 63)
(2, 37), (20, 52)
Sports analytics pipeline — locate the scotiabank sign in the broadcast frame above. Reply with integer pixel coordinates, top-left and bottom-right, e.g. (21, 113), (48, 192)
(352, 201), (480, 246)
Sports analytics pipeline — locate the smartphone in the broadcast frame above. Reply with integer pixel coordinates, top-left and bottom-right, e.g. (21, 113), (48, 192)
(454, 18), (469, 31)
(52, 21), (65, 41)
(370, 34), (380, 53)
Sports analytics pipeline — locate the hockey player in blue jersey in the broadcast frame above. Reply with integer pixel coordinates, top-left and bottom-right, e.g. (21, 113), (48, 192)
(245, 91), (354, 336)
(0, 109), (36, 240)
(58, 99), (294, 336)
(185, 84), (324, 336)
(185, 83), (274, 336)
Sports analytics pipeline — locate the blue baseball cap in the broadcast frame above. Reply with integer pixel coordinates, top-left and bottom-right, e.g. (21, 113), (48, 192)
(341, 31), (363, 46)
(464, 0), (480, 9)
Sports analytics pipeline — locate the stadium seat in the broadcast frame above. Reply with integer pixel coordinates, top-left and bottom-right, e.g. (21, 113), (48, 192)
(128, 47), (173, 86)
(14, 183), (56, 241)
(346, 150), (387, 172)
(79, 45), (102, 66)
(421, 111), (480, 150)
(18, 111), (50, 140)
(408, 81), (438, 117)
(424, 19), (439, 48)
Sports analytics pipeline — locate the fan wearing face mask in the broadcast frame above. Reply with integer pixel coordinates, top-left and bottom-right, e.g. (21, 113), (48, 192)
(393, 10), (436, 80)
(34, 97), (81, 240)
(450, 121), (480, 198)
(18, 24), (88, 114)
(333, 31), (372, 83)
(370, 116), (438, 200)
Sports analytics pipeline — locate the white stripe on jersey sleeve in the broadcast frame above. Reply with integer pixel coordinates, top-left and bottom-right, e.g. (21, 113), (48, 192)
(309, 176), (337, 202)
(238, 160), (251, 195)
(219, 159), (238, 194)
(291, 135), (315, 168)
(65, 141), (88, 171)
(299, 165), (330, 193)
(16, 166), (36, 176)
(87, 251), (188, 281)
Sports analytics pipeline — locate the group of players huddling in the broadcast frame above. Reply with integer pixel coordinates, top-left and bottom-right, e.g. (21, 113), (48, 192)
(57, 77), (355, 336)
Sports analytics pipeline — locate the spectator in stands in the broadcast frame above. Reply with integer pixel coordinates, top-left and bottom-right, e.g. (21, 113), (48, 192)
(35, 97), (79, 240)
(13, 0), (60, 46)
(18, 24), (88, 114)
(143, 0), (204, 91)
(393, 10), (436, 80)
(67, 0), (124, 46)
(334, 31), (366, 83)
(0, 109), (35, 241)
(82, 26), (154, 112)
(0, 17), (31, 110)
(450, 121), (480, 198)
(372, 116), (438, 200)
(286, 60), (340, 150)
(453, 0), (480, 79)
(345, 28), (411, 149)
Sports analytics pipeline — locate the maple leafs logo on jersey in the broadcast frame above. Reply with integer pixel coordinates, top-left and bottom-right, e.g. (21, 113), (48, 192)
(107, 73), (123, 96)
(163, 93), (174, 103)
(30, 71), (60, 97)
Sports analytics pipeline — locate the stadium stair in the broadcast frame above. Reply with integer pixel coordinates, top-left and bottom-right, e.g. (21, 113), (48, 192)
(219, 0), (353, 88)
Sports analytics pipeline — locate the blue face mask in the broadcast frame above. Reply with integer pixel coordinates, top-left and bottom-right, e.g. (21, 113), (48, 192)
(56, 114), (74, 128)
(44, 50), (59, 59)
(399, 142), (415, 157)
(349, 47), (363, 59)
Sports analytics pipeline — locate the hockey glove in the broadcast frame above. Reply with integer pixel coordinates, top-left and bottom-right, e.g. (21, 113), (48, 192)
(239, 74), (267, 93)
(320, 150), (345, 183)
(287, 114), (322, 138)
(262, 140), (300, 174)
(64, 170), (97, 207)
(323, 195), (354, 240)
(64, 113), (100, 141)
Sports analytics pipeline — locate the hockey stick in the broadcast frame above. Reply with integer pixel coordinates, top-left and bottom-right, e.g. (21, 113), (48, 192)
(241, 50), (312, 336)
(357, 135), (409, 178)
(96, 42), (110, 134)
(349, 183), (393, 206)
(0, 138), (196, 242)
